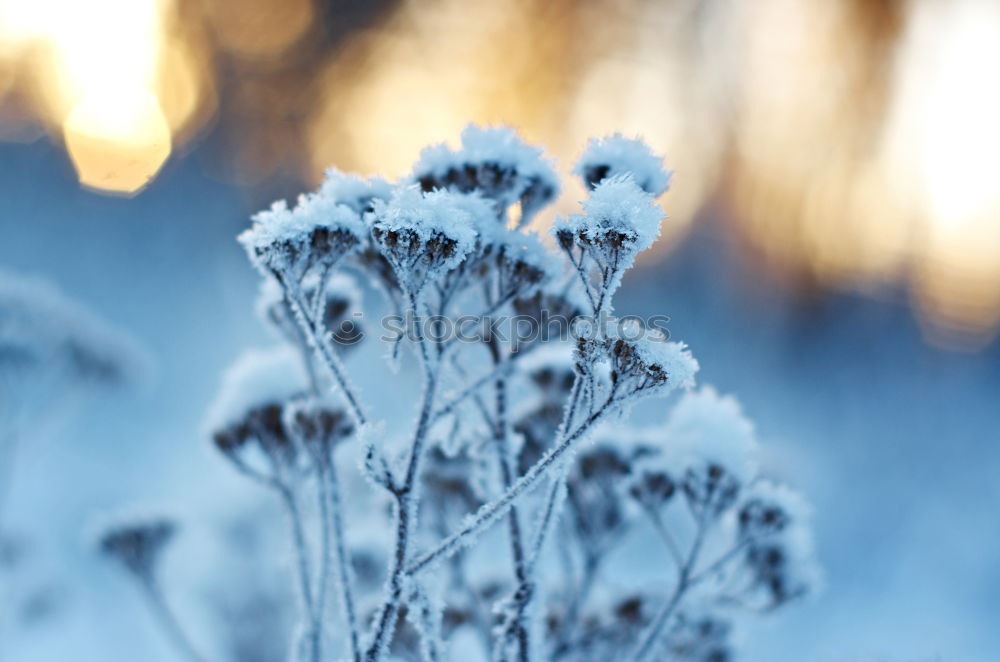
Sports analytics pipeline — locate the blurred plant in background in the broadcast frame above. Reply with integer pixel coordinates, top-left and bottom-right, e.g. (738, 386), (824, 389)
(98, 128), (818, 661)
(0, 269), (142, 652)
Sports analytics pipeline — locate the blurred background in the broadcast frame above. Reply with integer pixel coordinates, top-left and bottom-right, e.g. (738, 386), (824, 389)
(0, 0), (998, 660)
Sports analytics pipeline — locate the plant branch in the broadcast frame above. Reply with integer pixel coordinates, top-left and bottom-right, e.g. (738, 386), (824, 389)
(406, 388), (617, 577)
(364, 292), (442, 662)
(278, 272), (367, 426)
(141, 577), (211, 662)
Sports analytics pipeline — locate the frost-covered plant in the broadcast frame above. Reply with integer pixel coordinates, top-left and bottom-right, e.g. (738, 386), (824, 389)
(0, 270), (141, 652)
(0, 270), (142, 524)
(107, 128), (817, 662)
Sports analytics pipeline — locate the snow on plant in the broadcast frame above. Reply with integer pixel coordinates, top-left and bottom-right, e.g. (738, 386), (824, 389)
(0, 269), (141, 530)
(0, 270), (143, 653)
(100, 128), (818, 662)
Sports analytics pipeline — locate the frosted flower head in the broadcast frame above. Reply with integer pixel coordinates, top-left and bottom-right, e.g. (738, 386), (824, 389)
(96, 515), (176, 581)
(661, 388), (758, 516)
(412, 124), (559, 225)
(553, 175), (663, 261)
(737, 481), (810, 540)
(206, 346), (307, 466)
(578, 322), (697, 400)
(483, 230), (555, 301)
(568, 444), (633, 550)
(369, 187), (480, 292)
(283, 395), (355, 464)
(733, 479), (819, 607)
(742, 523), (820, 609)
(574, 134), (672, 196)
(519, 343), (576, 402)
(612, 595), (650, 627)
(577, 445), (632, 482)
(628, 469), (676, 510)
(666, 611), (733, 662)
(239, 192), (364, 280)
(0, 269), (144, 393)
(318, 168), (393, 215)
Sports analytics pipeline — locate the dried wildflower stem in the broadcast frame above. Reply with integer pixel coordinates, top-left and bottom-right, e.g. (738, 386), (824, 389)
(643, 505), (685, 569)
(430, 352), (524, 425)
(221, 434), (328, 656)
(365, 295), (441, 662)
(321, 456), (362, 662)
(526, 377), (584, 569)
(406, 582), (443, 662)
(277, 484), (321, 662)
(279, 274), (367, 426)
(491, 369), (531, 662)
(688, 538), (755, 586)
(407, 389), (617, 577)
(548, 379), (610, 654)
(556, 553), (601, 652)
(562, 248), (597, 310)
(630, 513), (710, 662)
(314, 474), (333, 660)
(527, 476), (565, 571)
(141, 577), (211, 662)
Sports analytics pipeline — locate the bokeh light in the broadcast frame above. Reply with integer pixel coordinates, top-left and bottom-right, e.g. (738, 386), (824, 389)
(2, 0), (1000, 345)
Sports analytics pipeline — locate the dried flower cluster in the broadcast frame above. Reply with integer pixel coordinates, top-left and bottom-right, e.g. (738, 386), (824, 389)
(100, 127), (818, 662)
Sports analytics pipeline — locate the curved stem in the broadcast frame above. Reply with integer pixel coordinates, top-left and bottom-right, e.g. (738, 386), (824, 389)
(491, 372), (531, 662)
(142, 578), (211, 662)
(278, 272), (367, 426)
(643, 505), (685, 569)
(407, 392), (615, 577)
(278, 485), (319, 662)
(630, 511), (710, 662)
(365, 293), (441, 662)
(323, 459), (362, 662)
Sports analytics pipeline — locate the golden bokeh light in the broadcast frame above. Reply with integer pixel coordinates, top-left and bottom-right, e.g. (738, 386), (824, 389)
(887, 0), (1000, 345)
(0, 0), (214, 193)
(63, 87), (171, 194)
(2, 0), (1000, 345)
(204, 0), (313, 60)
(308, 0), (575, 181)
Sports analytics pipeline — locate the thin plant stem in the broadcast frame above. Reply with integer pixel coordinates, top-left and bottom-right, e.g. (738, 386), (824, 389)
(630, 511), (710, 662)
(314, 468), (332, 662)
(490, 370), (531, 662)
(278, 485), (319, 662)
(141, 577), (211, 662)
(323, 457), (362, 662)
(279, 273), (367, 426)
(407, 391), (617, 577)
(364, 293), (441, 662)
(553, 553), (601, 654)
(643, 505), (685, 569)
